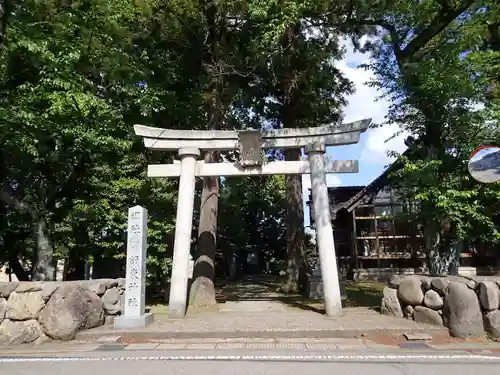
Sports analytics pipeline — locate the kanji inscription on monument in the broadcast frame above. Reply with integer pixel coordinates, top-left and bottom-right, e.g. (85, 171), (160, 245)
(115, 205), (154, 328)
(124, 206), (147, 317)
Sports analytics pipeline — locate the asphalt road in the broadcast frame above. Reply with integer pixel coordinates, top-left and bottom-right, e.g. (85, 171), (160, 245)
(469, 167), (500, 183)
(1, 350), (500, 375)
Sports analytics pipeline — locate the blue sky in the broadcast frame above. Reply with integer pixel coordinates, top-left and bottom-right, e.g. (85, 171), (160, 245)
(301, 38), (408, 228)
(472, 147), (499, 161)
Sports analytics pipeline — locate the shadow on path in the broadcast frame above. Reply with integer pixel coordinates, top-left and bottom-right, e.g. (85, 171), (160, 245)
(215, 275), (383, 314)
(147, 274), (383, 315)
(215, 275), (325, 313)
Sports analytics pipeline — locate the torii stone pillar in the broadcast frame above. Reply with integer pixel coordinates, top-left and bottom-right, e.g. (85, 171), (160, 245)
(168, 147), (200, 317)
(305, 143), (342, 316)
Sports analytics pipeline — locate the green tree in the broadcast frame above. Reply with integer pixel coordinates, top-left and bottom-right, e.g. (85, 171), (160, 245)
(341, 0), (500, 275)
(234, 6), (353, 292)
(218, 175), (287, 275)
(0, 0), (180, 283)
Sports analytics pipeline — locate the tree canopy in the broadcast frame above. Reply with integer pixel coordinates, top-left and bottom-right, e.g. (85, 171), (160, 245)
(0, 0), (498, 285)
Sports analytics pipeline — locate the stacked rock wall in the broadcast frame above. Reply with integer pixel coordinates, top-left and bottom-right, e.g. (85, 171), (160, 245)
(382, 275), (500, 338)
(0, 279), (125, 345)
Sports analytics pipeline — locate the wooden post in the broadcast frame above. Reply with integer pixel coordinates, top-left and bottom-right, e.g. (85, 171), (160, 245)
(351, 210), (358, 270)
(374, 212), (380, 269)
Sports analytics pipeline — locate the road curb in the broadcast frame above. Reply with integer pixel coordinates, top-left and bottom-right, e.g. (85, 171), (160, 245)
(76, 327), (447, 342)
(2, 352), (500, 363)
(3, 338), (500, 357)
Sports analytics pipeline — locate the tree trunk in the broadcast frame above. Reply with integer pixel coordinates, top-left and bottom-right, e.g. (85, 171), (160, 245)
(8, 254), (30, 281)
(31, 215), (55, 281)
(189, 152), (219, 307)
(428, 245), (460, 276)
(65, 248), (86, 280)
(424, 219), (440, 275)
(188, 0), (224, 308)
(280, 149), (305, 293)
(427, 228), (460, 276)
(278, 24), (306, 293)
(3, 229), (30, 281)
(398, 55), (455, 277)
(65, 225), (89, 280)
(0, 190), (55, 281)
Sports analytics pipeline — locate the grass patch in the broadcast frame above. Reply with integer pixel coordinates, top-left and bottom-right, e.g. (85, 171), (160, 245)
(277, 281), (385, 313)
(343, 281), (385, 310)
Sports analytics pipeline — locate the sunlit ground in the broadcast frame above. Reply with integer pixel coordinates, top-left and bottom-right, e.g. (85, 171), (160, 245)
(147, 278), (385, 315)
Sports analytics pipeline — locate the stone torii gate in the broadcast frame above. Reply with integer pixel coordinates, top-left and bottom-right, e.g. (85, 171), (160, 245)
(134, 118), (371, 318)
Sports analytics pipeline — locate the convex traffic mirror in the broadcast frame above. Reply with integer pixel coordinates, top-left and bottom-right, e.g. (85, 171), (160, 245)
(468, 145), (500, 184)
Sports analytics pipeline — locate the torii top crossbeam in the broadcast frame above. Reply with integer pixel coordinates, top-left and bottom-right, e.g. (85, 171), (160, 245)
(134, 118), (371, 151)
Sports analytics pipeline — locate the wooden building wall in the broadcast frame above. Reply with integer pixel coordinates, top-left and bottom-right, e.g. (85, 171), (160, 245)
(308, 184), (497, 275)
(348, 186), (425, 270)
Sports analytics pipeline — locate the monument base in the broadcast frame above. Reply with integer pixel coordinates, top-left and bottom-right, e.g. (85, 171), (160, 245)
(303, 273), (347, 301)
(114, 312), (155, 329)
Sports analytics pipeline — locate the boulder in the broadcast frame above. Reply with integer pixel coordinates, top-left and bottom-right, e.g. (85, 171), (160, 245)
(403, 305), (414, 319)
(0, 282), (19, 299)
(102, 287), (121, 315)
(76, 279), (117, 296)
(466, 279), (477, 290)
(5, 292), (45, 321)
(417, 276), (432, 291)
(414, 305), (443, 326)
(38, 284), (104, 340)
(41, 282), (60, 302)
(444, 281), (484, 338)
(431, 278), (450, 296)
(89, 279), (118, 296)
(478, 281), (499, 311)
(484, 310), (500, 339)
(15, 282), (43, 293)
(117, 278), (126, 290)
(189, 276), (217, 307)
(397, 276), (424, 305)
(424, 289), (444, 310)
(381, 287), (403, 318)
(0, 319), (44, 345)
(0, 298), (6, 324)
(388, 275), (402, 289)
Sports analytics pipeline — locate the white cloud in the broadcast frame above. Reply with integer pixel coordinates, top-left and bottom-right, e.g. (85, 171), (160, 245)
(302, 37), (410, 228)
(336, 38), (408, 166)
(362, 123), (408, 165)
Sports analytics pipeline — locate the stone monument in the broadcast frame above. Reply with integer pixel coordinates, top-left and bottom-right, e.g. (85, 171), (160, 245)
(114, 205), (154, 328)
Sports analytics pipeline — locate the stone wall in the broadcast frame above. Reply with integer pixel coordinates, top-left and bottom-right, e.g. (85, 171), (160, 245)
(381, 275), (500, 338)
(0, 279), (125, 345)
(353, 268), (419, 282)
(354, 266), (482, 283)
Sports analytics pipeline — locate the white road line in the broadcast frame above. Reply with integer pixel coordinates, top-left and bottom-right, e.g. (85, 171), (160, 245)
(1, 354), (500, 363)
